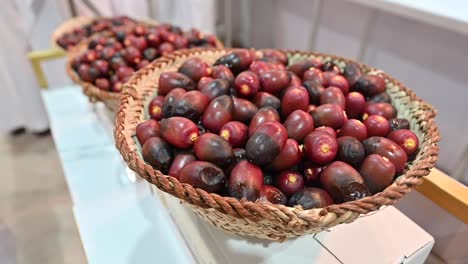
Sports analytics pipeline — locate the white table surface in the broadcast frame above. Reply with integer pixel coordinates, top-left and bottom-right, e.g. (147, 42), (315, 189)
(42, 86), (435, 264)
(73, 181), (194, 264)
(346, 0), (468, 36)
(42, 86), (195, 264)
(157, 189), (434, 264)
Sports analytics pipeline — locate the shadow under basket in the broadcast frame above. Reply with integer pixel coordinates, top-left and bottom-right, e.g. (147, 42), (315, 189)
(114, 48), (440, 241)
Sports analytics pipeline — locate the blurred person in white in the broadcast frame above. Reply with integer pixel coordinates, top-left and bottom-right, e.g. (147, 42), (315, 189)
(0, 0), (50, 136)
(152, 0), (216, 34)
(76, 0), (215, 33)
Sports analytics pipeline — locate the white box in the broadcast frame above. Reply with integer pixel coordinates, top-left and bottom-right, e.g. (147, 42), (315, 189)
(156, 189), (434, 264)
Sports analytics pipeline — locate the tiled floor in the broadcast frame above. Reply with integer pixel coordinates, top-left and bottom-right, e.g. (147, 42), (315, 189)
(0, 133), (86, 264)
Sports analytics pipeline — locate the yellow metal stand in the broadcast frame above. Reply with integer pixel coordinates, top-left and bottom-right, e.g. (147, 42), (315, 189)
(416, 168), (468, 224)
(27, 48), (67, 89)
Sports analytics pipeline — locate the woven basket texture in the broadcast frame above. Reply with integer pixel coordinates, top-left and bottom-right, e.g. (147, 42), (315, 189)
(114, 48), (439, 241)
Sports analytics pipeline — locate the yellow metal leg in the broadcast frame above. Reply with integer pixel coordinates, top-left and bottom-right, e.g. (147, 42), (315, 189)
(27, 48), (67, 89)
(416, 168), (468, 224)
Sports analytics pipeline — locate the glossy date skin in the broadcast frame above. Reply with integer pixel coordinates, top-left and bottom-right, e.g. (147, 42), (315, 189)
(363, 136), (408, 173)
(229, 160), (264, 201)
(137, 49), (420, 208)
(246, 122), (287, 166)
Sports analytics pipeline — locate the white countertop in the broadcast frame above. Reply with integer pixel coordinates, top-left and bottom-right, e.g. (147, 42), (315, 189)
(42, 86), (195, 264)
(42, 86), (435, 264)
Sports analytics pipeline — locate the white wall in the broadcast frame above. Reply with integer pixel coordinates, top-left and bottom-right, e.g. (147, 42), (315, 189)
(247, 0), (468, 183)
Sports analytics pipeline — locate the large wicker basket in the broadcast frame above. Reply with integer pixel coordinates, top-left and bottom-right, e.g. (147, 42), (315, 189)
(114, 48), (440, 241)
(65, 25), (224, 112)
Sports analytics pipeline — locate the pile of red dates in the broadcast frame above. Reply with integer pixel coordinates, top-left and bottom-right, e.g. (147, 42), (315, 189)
(71, 23), (218, 92)
(136, 49), (419, 209)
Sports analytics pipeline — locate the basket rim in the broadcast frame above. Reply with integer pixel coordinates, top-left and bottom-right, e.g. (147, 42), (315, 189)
(65, 24), (224, 111)
(114, 48), (440, 226)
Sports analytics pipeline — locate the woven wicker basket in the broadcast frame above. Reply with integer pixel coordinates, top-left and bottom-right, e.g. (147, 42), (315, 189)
(65, 25), (224, 112)
(114, 48), (440, 241)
